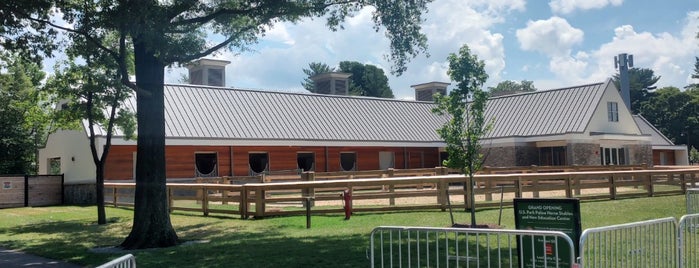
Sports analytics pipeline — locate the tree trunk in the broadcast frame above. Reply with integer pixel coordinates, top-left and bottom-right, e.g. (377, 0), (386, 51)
(120, 40), (179, 249)
(96, 163), (106, 225)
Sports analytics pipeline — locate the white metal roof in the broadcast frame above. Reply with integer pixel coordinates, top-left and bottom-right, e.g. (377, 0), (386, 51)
(92, 79), (635, 146)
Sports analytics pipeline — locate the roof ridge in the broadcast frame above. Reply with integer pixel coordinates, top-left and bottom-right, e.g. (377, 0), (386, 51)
(487, 81), (605, 100)
(165, 83), (431, 105)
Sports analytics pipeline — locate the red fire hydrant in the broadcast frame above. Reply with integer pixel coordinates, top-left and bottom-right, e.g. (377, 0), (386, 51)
(342, 189), (352, 220)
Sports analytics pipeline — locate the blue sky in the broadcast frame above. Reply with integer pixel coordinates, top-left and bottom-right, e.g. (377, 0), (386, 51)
(47, 1), (699, 100)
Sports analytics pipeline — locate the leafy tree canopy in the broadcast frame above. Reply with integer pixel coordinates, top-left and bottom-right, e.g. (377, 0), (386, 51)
(302, 62), (335, 92)
(339, 61), (394, 98)
(487, 80), (536, 97)
(613, 67), (660, 114)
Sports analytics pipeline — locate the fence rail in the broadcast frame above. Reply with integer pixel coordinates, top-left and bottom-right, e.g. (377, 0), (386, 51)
(579, 217), (678, 268)
(104, 167), (699, 219)
(369, 226), (575, 268)
(96, 254), (136, 268)
(679, 214), (699, 268)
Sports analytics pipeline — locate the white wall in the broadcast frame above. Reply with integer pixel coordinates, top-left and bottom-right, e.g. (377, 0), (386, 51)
(586, 82), (642, 136)
(38, 130), (96, 184)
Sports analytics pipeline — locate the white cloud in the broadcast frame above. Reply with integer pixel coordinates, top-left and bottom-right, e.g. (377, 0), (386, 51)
(549, 0), (623, 14)
(163, 0), (525, 99)
(516, 17), (584, 57)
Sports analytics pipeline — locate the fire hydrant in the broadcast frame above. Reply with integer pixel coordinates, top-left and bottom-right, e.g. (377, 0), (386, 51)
(341, 189), (352, 220)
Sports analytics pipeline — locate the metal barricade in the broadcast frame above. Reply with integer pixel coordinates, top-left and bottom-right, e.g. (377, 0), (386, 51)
(369, 226), (575, 268)
(579, 217), (677, 268)
(679, 214), (699, 268)
(96, 254), (136, 268)
(688, 189), (699, 214)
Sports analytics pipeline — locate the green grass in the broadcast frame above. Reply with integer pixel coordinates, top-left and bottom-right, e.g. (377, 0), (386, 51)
(0, 195), (689, 267)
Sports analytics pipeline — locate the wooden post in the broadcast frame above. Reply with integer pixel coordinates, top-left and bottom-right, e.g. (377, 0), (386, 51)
(485, 179), (493, 201)
(112, 187), (118, 208)
(202, 186), (209, 216)
(255, 187), (265, 218)
(437, 179), (447, 211)
(240, 187), (248, 219)
(609, 175), (617, 200)
(302, 172), (316, 207)
(565, 176), (573, 198)
(681, 173), (687, 193)
(168, 187), (173, 213)
(222, 176), (229, 205)
(532, 179), (540, 198)
(646, 172), (654, 197)
(515, 177), (523, 198)
(384, 171), (394, 206)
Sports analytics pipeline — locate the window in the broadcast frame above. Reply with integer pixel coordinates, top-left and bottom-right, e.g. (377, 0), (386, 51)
(379, 151), (395, 170)
(195, 153), (218, 177)
(601, 147), (626, 165)
(297, 153), (315, 172)
(47, 157), (61, 175)
(249, 153), (269, 175)
(539, 147), (567, 166)
(607, 102), (619, 122)
(340, 152), (356, 171)
(208, 68), (224, 86)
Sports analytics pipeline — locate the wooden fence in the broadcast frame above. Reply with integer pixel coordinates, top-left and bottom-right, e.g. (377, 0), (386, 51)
(104, 167), (699, 219)
(0, 175), (64, 208)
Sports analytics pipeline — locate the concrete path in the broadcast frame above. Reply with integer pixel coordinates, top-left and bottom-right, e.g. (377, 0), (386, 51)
(0, 247), (81, 267)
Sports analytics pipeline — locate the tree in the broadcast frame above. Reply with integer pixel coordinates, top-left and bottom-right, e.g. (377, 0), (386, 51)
(433, 44), (491, 227)
(45, 34), (135, 225)
(690, 147), (699, 165)
(640, 86), (698, 150)
(487, 80), (536, 97)
(338, 61), (394, 98)
(302, 62), (335, 92)
(612, 68), (660, 114)
(0, 53), (52, 174)
(3, 1), (431, 249)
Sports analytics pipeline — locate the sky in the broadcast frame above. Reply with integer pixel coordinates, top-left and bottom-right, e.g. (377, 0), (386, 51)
(46, 0), (699, 100)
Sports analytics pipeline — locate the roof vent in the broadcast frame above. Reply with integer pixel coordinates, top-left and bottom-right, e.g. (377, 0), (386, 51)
(186, 59), (231, 87)
(411, 82), (450, 101)
(310, 72), (352, 95)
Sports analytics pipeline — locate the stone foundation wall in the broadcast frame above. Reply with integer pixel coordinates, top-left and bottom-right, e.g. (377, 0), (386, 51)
(569, 143), (600, 166)
(482, 146), (516, 167)
(515, 146), (539, 166)
(628, 144), (653, 167)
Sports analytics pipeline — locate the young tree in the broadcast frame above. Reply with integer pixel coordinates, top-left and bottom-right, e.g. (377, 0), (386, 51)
(3, 1), (431, 249)
(339, 61), (394, 98)
(46, 37), (135, 225)
(433, 44), (491, 227)
(690, 146), (699, 165)
(302, 62), (335, 92)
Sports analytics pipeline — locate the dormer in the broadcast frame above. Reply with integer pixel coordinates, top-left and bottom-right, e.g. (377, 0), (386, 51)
(310, 72), (352, 95)
(186, 58), (231, 87)
(411, 82), (450, 101)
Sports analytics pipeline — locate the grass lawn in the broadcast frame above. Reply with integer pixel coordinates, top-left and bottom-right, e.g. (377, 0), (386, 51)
(0, 194), (688, 267)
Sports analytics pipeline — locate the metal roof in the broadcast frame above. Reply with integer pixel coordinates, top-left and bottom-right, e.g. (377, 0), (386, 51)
(93, 80), (616, 144)
(483, 81), (608, 138)
(632, 114), (675, 146)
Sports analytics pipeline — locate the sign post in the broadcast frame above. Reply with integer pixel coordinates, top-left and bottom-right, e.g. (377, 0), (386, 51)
(514, 198), (581, 267)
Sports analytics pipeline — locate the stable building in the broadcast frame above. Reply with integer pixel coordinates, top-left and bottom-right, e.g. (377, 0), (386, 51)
(39, 59), (688, 186)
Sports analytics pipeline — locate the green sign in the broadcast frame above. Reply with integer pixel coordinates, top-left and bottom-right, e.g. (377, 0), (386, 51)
(514, 198), (581, 268)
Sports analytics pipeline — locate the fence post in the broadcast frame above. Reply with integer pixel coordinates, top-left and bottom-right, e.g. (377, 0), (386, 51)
(222, 176), (230, 205)
(168, 187), (173, 213)
(646, 172), (655, 197)
(255, 187), (265, 218)
(112, 187), (118, 207)
(24, 175), (29, 207)
(202, 186), (209, 216)
(240, 186), (248, 219)
(302, 172), (316, 207)
(387, 169), (395, 206)
(61, 174), (65, 205)
(609, 174), (617, 200)
(515, 176), (523, 198)
(565, 175), (573, 198)
(532, 178), (540, 198)
(438, 179), (447, 211)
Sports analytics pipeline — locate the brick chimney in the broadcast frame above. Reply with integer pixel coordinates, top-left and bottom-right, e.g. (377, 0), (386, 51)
(411, 82), (449, 101)
(310, 72), (352, 95)
(186, 59), (231, 87)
